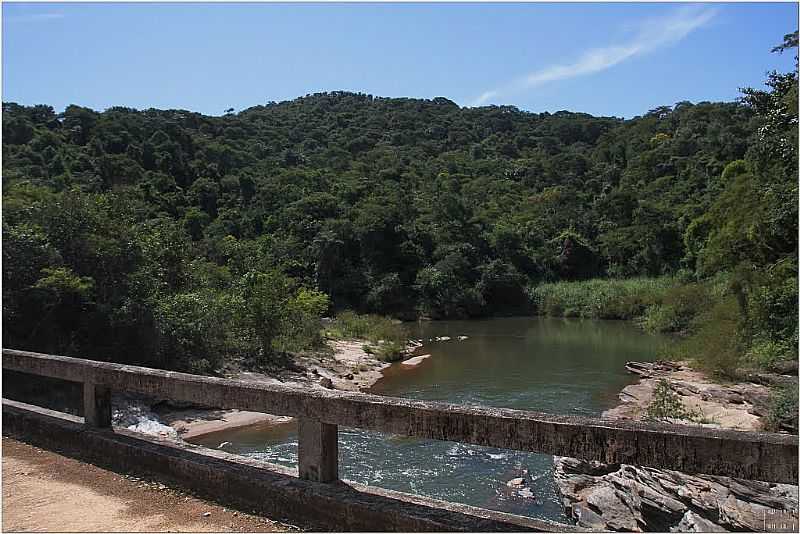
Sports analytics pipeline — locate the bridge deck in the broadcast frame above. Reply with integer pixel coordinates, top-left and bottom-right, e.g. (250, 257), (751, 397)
(2, 437), (295, 532)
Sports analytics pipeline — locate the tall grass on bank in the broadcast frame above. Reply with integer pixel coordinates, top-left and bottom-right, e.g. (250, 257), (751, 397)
(323, 311), (408, 362)
(530, 275), (753, 372)
(530, 277), (678, 321)
(530, 275), (731, 335)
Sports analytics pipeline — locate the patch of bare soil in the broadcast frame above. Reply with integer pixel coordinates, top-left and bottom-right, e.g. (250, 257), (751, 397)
(1, 437), (299, 532)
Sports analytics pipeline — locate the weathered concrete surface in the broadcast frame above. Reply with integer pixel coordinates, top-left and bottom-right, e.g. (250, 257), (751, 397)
(4, 349), (797, 483)
(2, 399), (578, 532)
(84, 381), (112, 428)
(298, 418), (339, 483)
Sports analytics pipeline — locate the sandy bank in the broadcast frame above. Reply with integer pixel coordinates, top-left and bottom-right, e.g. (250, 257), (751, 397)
(158, 338), (426, 440)
(158, 410), (293, 440)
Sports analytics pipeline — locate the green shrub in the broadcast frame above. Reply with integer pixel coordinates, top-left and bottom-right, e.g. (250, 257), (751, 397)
(277, 288), (331, 352)
(739, 260), (798, 345)
(639, 282), (711, 333)
(325, 311), (407, 346)
(543, 298), (563, 317)
(662, 283), (710, 327)
(601, 293), (654, 320)
(326, 311), (408, 362)
(745, 337), (795, 370)
(414, 266), (483, 319)
(152, 291), (227, 373)
(673, 296), (745, 378)
(639, 304), (675, 332)
(645, 379), (703, 422)
(765, 384), (799, 433)
(373, 341), (406, 362)
(225, 271), (332, 363)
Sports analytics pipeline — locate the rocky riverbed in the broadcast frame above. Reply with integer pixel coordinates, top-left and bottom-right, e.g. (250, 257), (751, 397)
(554, 361), (799, 532)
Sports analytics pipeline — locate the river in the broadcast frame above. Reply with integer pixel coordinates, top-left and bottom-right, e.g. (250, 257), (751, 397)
(190, 317), (669, 523)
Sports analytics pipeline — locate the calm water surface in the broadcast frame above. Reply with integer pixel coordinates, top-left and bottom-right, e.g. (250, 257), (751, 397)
(191, 317), (669, 523)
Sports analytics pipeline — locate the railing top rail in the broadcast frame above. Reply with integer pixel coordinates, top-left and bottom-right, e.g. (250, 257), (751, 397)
(3, 348), (798, 484)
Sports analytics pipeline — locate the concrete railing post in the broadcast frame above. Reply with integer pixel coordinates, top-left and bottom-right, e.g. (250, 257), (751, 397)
(83, 381), (112, 428)
(298, 417), (338, 482)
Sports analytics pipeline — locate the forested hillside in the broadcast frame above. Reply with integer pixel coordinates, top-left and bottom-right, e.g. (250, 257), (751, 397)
(3, 34), (797, 378)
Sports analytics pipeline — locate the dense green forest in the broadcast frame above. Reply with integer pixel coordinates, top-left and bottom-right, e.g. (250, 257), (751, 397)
(3, 34), (797, 386)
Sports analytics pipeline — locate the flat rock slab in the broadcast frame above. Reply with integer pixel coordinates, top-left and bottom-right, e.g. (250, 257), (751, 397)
(401, 354), (431, 367)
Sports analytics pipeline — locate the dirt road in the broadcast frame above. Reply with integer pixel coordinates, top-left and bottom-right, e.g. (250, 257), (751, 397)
(2, 437), (298, 532)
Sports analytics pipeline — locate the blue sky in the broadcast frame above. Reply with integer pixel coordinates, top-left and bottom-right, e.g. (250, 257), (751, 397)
(2, 2), (797, 118)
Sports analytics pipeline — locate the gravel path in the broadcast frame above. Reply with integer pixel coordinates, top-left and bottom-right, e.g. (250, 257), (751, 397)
(2, 437), (298, 532)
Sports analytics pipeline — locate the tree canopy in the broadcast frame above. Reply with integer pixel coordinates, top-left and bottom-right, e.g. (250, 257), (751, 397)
(3, 33), (796, 373)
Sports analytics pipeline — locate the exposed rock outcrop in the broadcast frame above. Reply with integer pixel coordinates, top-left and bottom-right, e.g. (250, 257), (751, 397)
(554, 361), (799, 532)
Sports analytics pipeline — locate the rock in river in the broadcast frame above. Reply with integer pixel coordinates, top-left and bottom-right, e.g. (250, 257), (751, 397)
(401, 354), (431, 367)
(506, 477), (527, 488)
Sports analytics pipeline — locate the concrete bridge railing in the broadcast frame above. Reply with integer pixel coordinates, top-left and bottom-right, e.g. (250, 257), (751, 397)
(3, 348), (797, 486)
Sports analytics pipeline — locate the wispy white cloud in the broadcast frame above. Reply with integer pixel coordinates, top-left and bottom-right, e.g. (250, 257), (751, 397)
(471, 6), (717, 106)
(5, 13), (65, 23)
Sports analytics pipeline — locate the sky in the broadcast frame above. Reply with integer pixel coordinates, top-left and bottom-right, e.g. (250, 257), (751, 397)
(2, 2), (797, 118)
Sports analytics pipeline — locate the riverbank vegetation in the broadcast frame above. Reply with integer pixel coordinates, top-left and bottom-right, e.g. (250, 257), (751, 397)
(533, 33), (798, 389)
(3, 33), (796, 386)
(644, 379), (705, 424)
(323, 311), (407, 362)
(530, 276), (680, 322)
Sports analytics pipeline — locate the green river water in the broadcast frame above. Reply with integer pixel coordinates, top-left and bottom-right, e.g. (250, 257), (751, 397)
(191, 317), (669, 523)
